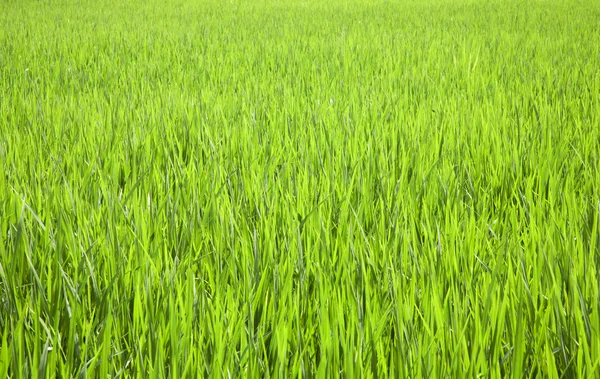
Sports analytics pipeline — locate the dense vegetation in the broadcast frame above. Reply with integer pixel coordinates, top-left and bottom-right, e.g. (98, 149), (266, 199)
(1, 0), (599, 376)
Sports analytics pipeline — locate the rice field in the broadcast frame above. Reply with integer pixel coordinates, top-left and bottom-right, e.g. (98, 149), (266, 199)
(1, 0), (600, 377)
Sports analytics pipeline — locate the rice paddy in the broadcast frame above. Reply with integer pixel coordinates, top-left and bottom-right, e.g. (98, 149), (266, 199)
(1, 0), (600, 376)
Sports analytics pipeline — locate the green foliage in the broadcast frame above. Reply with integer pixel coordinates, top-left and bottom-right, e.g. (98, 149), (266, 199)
(1, 0), (600, 376)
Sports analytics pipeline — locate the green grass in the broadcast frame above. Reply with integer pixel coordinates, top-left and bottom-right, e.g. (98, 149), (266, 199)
(1, 0), (600, 376)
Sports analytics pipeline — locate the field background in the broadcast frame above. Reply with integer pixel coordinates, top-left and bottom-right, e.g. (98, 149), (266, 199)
(1, 0), (600, 377)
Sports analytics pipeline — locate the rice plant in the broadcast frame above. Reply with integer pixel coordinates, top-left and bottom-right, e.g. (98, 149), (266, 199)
(1, 0), (599, 376)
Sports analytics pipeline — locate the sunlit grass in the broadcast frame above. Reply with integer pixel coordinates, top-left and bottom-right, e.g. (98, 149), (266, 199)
(1, 0), (600, 376)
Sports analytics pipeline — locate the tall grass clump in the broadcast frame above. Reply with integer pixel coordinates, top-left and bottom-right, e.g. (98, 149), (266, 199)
(1, 0), (600, 376)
